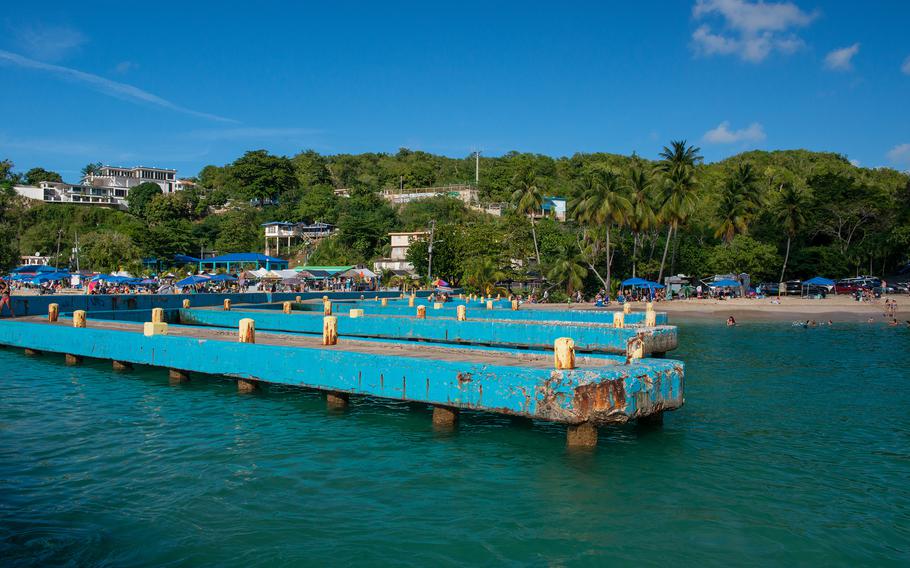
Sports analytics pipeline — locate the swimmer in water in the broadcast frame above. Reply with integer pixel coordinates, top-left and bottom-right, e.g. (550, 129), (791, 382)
(727, 316), (736, 326)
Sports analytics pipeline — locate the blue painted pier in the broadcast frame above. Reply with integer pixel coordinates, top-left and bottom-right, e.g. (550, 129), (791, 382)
(0, 301), (685, 447)
(178, 305), (678, 356)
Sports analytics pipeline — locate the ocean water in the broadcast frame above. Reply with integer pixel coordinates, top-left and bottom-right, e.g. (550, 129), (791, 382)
(1, 320), (908, 566)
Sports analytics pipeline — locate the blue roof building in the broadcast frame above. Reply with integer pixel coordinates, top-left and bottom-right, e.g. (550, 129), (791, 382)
(199, 253), (288, 271)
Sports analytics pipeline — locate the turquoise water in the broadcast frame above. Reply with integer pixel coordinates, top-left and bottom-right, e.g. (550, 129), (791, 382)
(1, 321), (908, 566)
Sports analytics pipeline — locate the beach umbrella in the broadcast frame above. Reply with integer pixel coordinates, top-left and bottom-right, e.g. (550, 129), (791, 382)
(175, 275), (211, 287)
(208, 274), (238, 282)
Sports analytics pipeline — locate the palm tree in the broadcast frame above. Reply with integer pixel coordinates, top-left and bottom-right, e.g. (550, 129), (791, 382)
(656, 140), (702, 282)
(547, 246), (588, 295)
(714, 187), (748, 243)
(573, 168), (631, 288)
(81, 162), (102, 183)
(463, 257), (507, 296)
(775, 182), (807, 282)
(510, 168), (545, 267)
(714, 162), (763, 244)
(624, 158), (657, 277)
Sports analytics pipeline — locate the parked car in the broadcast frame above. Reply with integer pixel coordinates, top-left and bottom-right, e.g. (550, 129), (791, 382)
(834, 277), (882, 294)
(758, 280), (803, 295)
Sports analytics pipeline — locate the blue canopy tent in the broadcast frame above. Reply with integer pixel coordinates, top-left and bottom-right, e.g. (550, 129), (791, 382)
(621, 277), (650, 287)
(175, 275), (211, 287)
(30, 271), (71, 284)
(208, 274), (237, 282)
(710, 279), (741, 288)
(802, 276), (834, 298)
(92, 274), (131, 283)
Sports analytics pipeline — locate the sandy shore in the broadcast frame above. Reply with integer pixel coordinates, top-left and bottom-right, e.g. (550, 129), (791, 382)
(525, 296), (910, 323)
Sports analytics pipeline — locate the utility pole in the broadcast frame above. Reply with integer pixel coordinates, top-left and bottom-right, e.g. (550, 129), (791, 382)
(474, 150), (481, 184)
(427, 220), (436, 287)
(73, 231), (80, 273)
(54, 229), (62, 269)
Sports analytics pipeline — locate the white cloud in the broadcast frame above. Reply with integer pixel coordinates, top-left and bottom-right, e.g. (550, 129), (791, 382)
(703, 121), (766, 144)
(887, 143), (910, 167)
(113, 61), (139, 74)
(691, 0), (817, 63)
(11, 23), (86, 61)
(824, 43), (860, 71)
(901, 55), (910, 75)
(0, 49), (235, 123)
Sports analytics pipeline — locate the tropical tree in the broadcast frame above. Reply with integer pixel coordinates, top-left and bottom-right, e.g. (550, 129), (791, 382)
(24, 167), (63, 185)
(574, 168), (631, 287)
(775, 182), (808, 281)
(462, 257), (507, 296)
(547, 245), (588, 294)
(510, 167), (545, 267)
(624, 158), (657, 277)
(81, 162), (102, 182)
(656, 140), (702, 282)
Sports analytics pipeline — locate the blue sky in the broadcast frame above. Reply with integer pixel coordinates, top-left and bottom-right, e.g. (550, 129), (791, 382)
(1, 0), (908, 181)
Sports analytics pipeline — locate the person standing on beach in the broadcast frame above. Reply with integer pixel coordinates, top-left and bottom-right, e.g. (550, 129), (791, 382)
(0, 278), (15, 318)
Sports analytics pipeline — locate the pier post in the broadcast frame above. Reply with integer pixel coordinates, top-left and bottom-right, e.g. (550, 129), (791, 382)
(511, 299), (519, 311)
(237, 379), (258, 393)
(566, 422), (598, 448)
(73, 310), (87, 328)
(48, 303), (59, 322)
(432, 405), (459, 427)
(182, 299), (191, 309)
(112, 360), (132, 371)
(323, 300), (332, 316)
(554, 338), (576, 370)
(239, 318), (255, 343)
(381, 298), (388, 307)
(416, 306), (426, 319)
(486, 300), (493, 310)
(296, 296), (302, 302)
(408, 296), (415, 307)
(645, 304), (656, 327)
(283, 301), (292, 314)
(457, 305), (467, 321)
(623, 303), (631, 315)
(433, 302), (443, 310)
(23, 348), (41, 356)
(323, 316), (338, 345)
(326, 391), (349, 409)
(151, 308), (165, 323)
(65, 354), (82, 366)
(613, 312), (624, 328)
(169, 369), (190, 383)
(350, 309), (364, 318)
(223, 299), (231, 311)
(143, 322), (168, 336)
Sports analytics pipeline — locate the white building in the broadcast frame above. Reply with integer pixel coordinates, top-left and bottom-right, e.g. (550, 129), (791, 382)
(87, 165), (188, 194)
(262, 221), (336, 256)
(381, 184), (478, 205)
(373, 231), (428, 274)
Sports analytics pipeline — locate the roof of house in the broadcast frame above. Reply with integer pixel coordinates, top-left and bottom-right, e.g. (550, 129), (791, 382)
(201, 253), (287, 263)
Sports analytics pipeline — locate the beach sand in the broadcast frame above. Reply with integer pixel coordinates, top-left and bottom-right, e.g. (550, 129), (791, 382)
(526, 295), (909, 323)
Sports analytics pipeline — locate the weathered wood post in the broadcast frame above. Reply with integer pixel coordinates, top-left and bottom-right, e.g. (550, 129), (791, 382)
(112, 360), (132, 371)
(23, 348), (41, 356)
(566, 422), (598, 448)
(554, 337), (576, 370)
(433, 302), (443, 310)
(48, 303), (59, 322)
(239, 318), (255, 343)
(151, 307), (165, 323)
(408, 296), (415, 307)
(613, 312), (625, 328)
(64, 354), (82, 366)
(416, 305), (426, 319)
(511, 299), (519, 311)
(223, 299), (231, 311)
(645, 303), (656, 327)
(323, 316), (338, 345)
(486, 300), (493, 310)
(381, 298), (388, 307)
(182, 299), (191, 309)
(282, 301), (292, 314)
(349, 308), (364, 318)
(456, 305), (467, 321)
(73, 310), (87, 328)
(623, 303), (631, 314)
(326, 391), (349, 409)
(497, 293), (501, 300)
(295, 295), (301, 302)
(432, 405), (459, 428)
(323, 300), (332, 316)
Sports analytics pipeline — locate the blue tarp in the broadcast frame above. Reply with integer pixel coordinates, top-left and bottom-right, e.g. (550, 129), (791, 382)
(175, 275), (211, 286)
(803, 276), (835, 286)
(711, 279), (741, 287)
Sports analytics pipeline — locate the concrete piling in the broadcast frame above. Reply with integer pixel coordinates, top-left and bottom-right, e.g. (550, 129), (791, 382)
(237, 379), (258, 393)
(182, 299), (191, 309)
(326, 391), (349, 409)
(283, 301), (292, 314)
(151, 308), (165, 323)
(486, 300), (493, 310)
(381, 298), (388, 307)
(554, 337), (576, 370)
(433, 302), (443, 310)
(323, 300), (332, 316)
(64, 354), (82, 366)
(239, 318), (255, 343)
(48, 303), (59, 322)
(408, 296), (415, 307)
(645, 304), (657, 327)
(457, 305), (467, 321)
(143, 322), (168, 336)
(73, 310), (86, 328)
(223, 299), (231, 311)
(416, 305), (426, 319)
(112, 360), (132, 371)
(169, 369), (190, 383)
(23, 348), (40, 356)
(613, 312), (625, 328)
(566, 422), (598, 448)
(511, 299), (519, 311)
(323, 316), (338, 345)
(295, 296), (302, 303)
(623, 303), (631, 314)
(432, 405), (459, 427)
